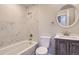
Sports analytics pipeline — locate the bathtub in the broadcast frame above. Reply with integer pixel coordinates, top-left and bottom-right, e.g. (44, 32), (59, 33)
(0, 40), (38, 55)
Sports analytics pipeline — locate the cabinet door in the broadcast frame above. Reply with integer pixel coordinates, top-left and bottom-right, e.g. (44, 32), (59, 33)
(70, 42), (79, 55)
(55, 39), (69, 55)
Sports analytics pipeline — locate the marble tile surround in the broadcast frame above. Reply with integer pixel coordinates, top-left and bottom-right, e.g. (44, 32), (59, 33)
(0, 21), (28, 48)
(0, 16), (38, 49)
(0, 20), (36, 48)
(0, 5), (39, 49)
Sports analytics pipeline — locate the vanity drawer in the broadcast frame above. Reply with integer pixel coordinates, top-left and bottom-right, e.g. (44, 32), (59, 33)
(70, 41), (79, 55)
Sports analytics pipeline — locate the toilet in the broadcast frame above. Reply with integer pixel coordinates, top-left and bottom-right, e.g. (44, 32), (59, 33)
(36, 36), (51, 55)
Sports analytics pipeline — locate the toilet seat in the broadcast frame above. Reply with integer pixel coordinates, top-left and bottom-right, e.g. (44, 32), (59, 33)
(36, 47), (48, 55)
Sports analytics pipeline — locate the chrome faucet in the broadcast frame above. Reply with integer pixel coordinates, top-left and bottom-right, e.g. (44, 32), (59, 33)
(62, 30), (70, 36)
(29, 34), (33, 41)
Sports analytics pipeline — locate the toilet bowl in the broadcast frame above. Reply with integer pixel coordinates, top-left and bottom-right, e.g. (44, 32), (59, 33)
(36, 47), (48, 55)
(36, 36), (50, 55)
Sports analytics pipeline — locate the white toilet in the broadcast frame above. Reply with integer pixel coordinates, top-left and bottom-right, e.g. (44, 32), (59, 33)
(36, 36), (51, 55)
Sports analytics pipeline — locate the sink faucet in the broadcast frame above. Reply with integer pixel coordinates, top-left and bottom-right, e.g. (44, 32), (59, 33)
(62, 30), (70, 36)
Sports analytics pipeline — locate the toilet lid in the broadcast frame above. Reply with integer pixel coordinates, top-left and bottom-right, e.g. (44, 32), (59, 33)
(36, 47), (48, 55)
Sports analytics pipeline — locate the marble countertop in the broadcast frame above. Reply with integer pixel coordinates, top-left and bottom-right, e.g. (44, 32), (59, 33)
(54, 34), (79, 41)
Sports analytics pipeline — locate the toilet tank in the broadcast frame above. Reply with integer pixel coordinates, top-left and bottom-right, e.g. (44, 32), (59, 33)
(38, 36), (51, 48)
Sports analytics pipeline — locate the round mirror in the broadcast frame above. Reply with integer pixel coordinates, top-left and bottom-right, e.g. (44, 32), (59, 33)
(57, 4), (79, 28)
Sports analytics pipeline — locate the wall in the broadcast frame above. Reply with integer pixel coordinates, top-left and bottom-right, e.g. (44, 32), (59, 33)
(38, 4), (79, 36)
(0, 4), (37, 48)
(0, 4), (31, 48)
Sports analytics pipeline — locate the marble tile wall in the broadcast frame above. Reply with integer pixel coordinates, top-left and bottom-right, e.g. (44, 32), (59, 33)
(0, 5), (39, 48)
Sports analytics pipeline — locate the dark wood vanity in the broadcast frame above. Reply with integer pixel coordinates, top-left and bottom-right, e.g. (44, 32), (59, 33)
(55, 38), (79, 55)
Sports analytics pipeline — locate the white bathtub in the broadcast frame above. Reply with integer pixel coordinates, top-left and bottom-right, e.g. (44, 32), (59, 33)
(0, 40), (38, 55)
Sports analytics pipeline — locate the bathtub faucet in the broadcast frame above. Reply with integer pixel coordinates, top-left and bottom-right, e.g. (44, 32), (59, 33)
(29, 34), (33, 41)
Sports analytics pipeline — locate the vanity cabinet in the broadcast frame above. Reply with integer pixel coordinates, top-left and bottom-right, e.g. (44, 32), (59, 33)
(55, 39), (79, 55)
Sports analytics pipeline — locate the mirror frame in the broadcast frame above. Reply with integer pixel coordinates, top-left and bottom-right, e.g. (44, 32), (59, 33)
(56, 5), (79, 28)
